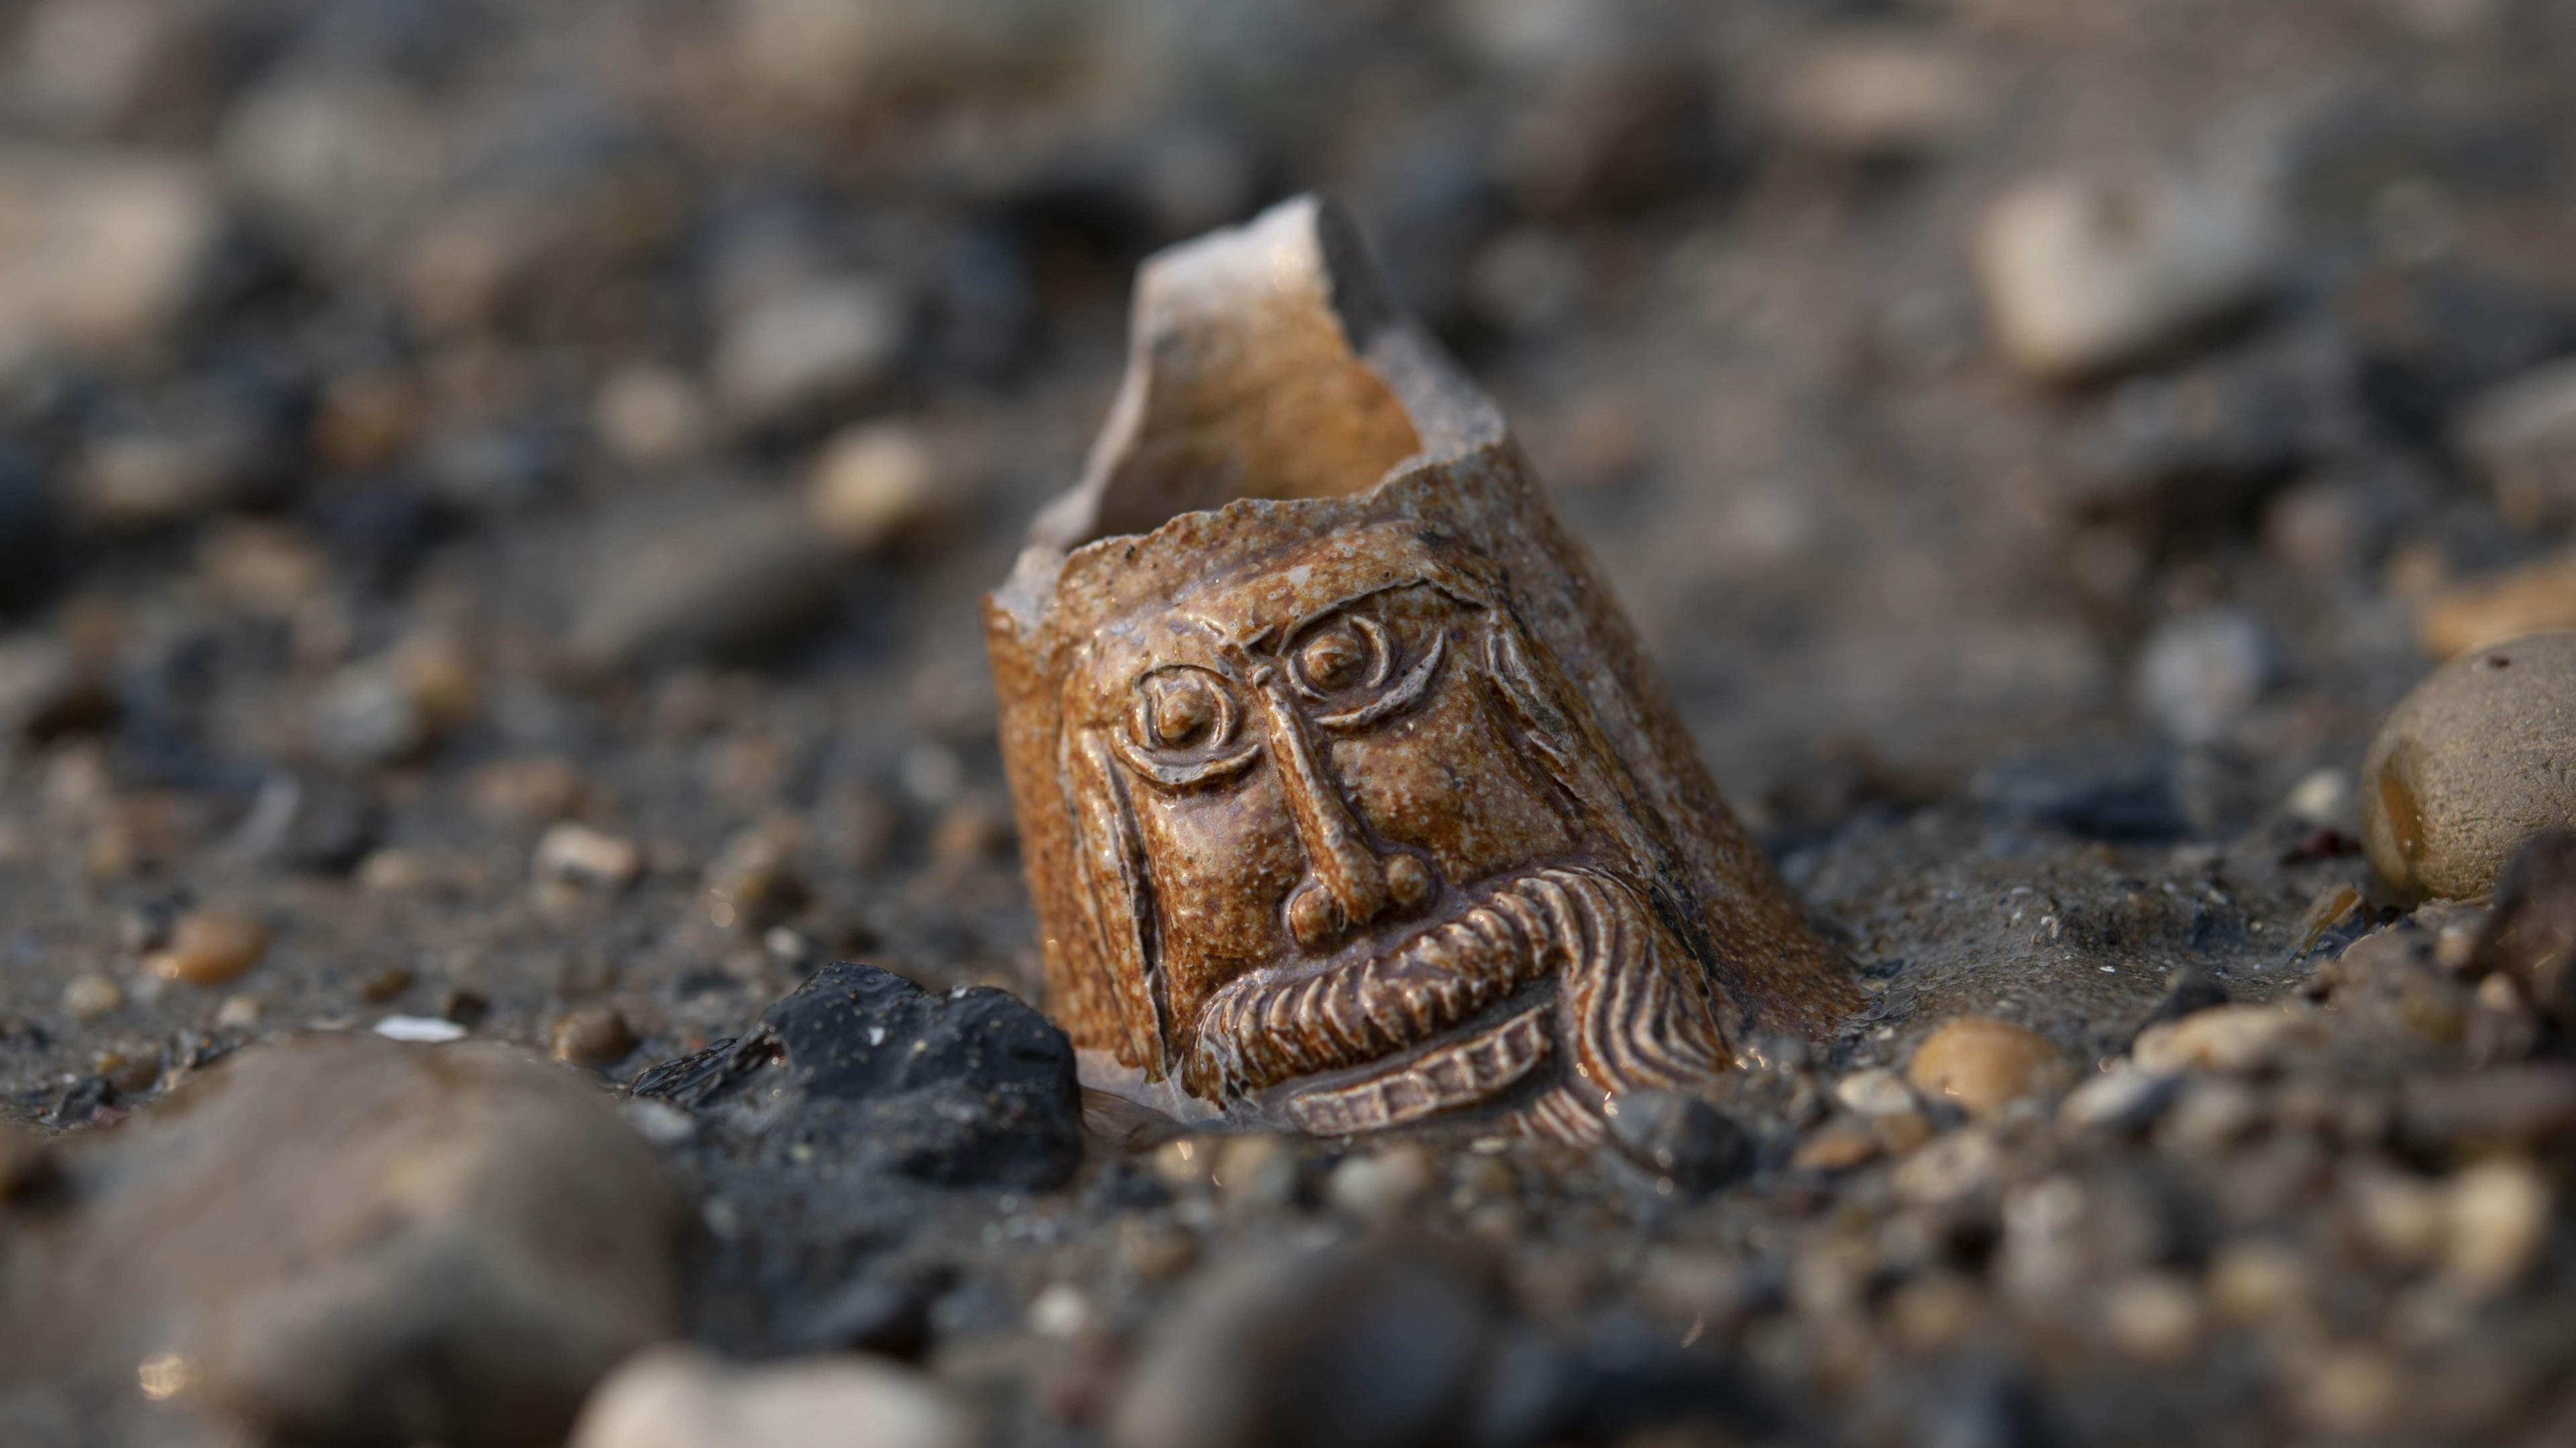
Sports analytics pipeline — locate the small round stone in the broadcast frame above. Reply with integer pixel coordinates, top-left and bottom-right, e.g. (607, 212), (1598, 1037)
(62, 972), (123, 1022)
(1324, 1144), (1434, 1223)
(2102, 1271), (2203, 1364)
(1905, 1016), (2073, 1115)
(146, 909), (269, 987)
(1604, 1090), (1754, 1196)
(551, 1005), (638, 1068)
(2362, 630), (2576, 901)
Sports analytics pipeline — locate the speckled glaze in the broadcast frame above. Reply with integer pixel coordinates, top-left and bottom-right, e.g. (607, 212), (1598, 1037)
(2363, 630), (2576, 903)
(983, 197), (1857, 1141)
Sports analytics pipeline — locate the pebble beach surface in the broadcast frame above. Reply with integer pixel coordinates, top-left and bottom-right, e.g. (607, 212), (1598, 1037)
(6, 3), (2576, 1446)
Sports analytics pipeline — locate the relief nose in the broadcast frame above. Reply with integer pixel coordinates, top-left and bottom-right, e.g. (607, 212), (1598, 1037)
(1258, 675), (1436, 954)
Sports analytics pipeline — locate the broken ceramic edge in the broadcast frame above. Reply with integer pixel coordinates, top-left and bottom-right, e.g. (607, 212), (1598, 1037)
(985, 193), (1856, 1145)
(989, 194), (1501, 635)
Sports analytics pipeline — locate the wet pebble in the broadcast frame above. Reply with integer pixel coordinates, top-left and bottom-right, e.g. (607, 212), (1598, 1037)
(2414, 555), (2576, 659)
(1326, 1143), (1436, 1223)
(552, 1005), (639, 1068)
(2058, 1067), (2180, 1135)
(2132, 1003), (2322, 1074)
(715, 276), (907, 427)
(2133, 608), (2273, 746)
(1906, 1016), (2073, 1115)
(806, 422), (953, 555)
(2457, 357), (2576, 529)
(1974, 159), (2284, 383)
(1604, 1090), (1754, 1196)
(568, 1345), (969, 1448)
(1, 1034), (682, 1447)
(2361, 632), (2576, 899)
(1110, 1242), (1499, 1448)
(536, 822), (644, 890)
(0, 148), (223, 360)
(145, 908), (267, 987)
(1764, 30), (1988, 156)
(1833, 1068), (1919, 1117)
(2443, 1157), (2549, 1295)
(60, 973), (121, 1022)
(2470, 832), (2576, 1022)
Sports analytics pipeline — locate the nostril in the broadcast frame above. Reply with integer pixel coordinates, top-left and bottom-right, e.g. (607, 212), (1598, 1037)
(1287, 883), (1344, 951)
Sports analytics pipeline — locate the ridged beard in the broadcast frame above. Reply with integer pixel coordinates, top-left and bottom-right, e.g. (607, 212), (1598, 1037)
(1180, 863), (1731, 1137)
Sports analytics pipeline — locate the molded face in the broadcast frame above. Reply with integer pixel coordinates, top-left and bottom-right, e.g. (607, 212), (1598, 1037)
(1058, 525), (1731, 1135)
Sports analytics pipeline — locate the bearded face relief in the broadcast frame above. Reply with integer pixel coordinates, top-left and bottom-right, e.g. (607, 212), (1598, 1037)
(984, 195), (1856, 1144)
(1059, 533), (1733, 1137)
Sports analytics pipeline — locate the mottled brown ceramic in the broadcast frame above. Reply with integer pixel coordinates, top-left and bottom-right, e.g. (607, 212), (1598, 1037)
(984, 196), (1856, 1141)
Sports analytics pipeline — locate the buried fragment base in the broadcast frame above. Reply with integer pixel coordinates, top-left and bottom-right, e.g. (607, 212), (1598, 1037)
(983, 195), (1856, 1143)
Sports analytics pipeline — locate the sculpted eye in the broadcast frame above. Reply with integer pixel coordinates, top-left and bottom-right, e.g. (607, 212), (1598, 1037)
(1131, 667), (1236, 750)
(1291, 617), (1391, 698)
(1291, 612), (1446, 731)
(1297, 625), (1375, 693)
(1112, 665), (1258, 788)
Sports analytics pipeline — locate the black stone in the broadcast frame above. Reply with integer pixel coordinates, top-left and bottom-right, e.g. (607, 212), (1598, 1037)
(635, 962), (1083, 1189)
(1603, 1090), (1754, 1198)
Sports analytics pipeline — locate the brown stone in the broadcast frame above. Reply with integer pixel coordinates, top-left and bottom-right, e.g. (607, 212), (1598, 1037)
(1905, 1016), (2072, 1115)
(981, 197), (1855, 1143)
(2361, 632), (2576, 901)
(551, 1005), (639, 1068)
(2415, 556), (2576, 659)
(146, 909), (269, 987)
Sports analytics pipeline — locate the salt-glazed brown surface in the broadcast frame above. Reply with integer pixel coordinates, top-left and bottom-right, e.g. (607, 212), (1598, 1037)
(983, 196), (1857, 1141)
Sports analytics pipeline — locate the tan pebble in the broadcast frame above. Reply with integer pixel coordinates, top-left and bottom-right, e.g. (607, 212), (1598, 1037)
(805, 421), (952, 555)
(357, 847), (431, 893)
(1906, 1016), (2072, 1113)
(535, 822), (643, 889)
(199, 520), (326, 614)
(2344, 1168), (2447, 1266)
(311, 371), (416, 472)
(550, 1005), (637, 1067)
(2444, 1157), (2549, 1296)
(1790, 1119), (1883, 1172)
(1833, 1067), (1918, 1117)
(2362, 632), (2576, 899)
(471, 757), (587, 820)
(2459, 358), (2576, 529)
(1325, 1144), (1434, 1222)
(2298, 1345), (2404, 1435)
(1766, 32), (1988, 155)
(359, 966), (415, 1004)
(1973, 163), (2282, 384)
(2205, 1239), (2313, 1326)
(2103, 1271), (2203, 1365)
(2133, 1003), (2321, 1074)
(592, 366), (708, 468)
(62, 972), (122, 1021)
(395, 634), (480, 735)
(1148, 1137), (1214, 1190)
(2415, 553), (2576, 659)
(1871, 1109), (1935, 1155)
(213, 994), (262, 1029)
(1117, 1216), (1199, 1282)
(147, 909), (268, 987)
(1892, 1129), (2000, 1206)
(1886, 1272), (1984, 1354)
(2155, 1078), (2264, 1155)
(1211, 1134), (1297, 1209)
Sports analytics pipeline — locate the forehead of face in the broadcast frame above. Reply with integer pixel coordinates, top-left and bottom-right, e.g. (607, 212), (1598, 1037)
(1067, 523), (1492, 714)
